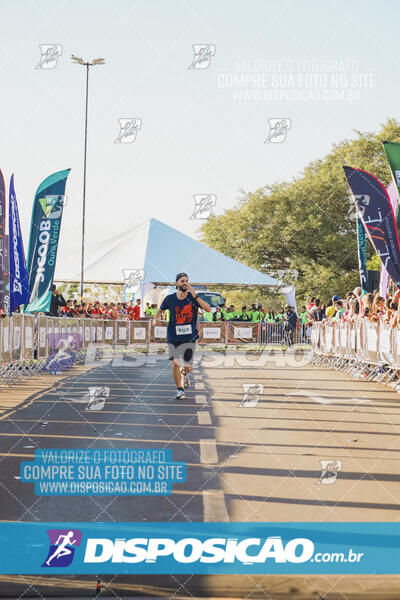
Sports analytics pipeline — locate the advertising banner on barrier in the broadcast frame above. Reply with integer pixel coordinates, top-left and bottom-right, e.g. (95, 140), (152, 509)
(198, 321), (225, 344)
(0, 317), (10, 363)
(116, 320), (129, 344)
(104, 320), (115, 345)
(227, 321), (258, 343)
(129, 320), (149, 344)
(151, 321), (168, 342)
(22, 314), (35, 361)
(26, 169), (70, 313)
(37, 316), (48, 359)
(10, 312), (22, 362)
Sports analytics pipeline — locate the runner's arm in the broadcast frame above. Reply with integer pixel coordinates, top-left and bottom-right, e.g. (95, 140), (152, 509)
(195, 296), (211, 312)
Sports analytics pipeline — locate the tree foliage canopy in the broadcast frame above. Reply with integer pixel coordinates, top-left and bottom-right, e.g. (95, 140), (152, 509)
(199, 119), (400, 303)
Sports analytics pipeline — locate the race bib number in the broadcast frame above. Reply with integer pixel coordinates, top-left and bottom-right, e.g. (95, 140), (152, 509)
(176, 324), (192, 335)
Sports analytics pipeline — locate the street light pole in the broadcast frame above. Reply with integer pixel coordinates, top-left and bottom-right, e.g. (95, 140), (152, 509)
(71, 55), (105, 300)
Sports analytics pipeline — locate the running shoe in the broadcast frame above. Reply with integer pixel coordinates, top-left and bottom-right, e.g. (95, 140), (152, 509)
(175, 389), (185, 400)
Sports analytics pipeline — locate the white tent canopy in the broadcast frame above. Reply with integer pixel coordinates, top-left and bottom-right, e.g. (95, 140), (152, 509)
(56, 218), (284, 289)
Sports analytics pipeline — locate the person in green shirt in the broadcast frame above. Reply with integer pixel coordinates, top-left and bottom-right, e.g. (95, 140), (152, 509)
(275, 312), (283, 322)
(264, 309), (275, 323)
(203, 309), (213, 321)
(332, 300), (345, 321)
(299, 307), (308, 324)
(213, 307), (223, 321)
(144, 303), (152, 317)
(238, 306), (249, 321)
(251, 309), (262, 322)
(229, 305), (238, 320)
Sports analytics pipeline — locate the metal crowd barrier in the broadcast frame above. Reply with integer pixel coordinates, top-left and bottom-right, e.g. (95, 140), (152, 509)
(0, 315), (311, 390)
(308, 319), (400, 387)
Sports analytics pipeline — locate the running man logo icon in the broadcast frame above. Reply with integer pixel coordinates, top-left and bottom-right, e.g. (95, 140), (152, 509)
(122, 269), (145, 293)
(189, 195), (217, 220)
(36, 44), (63, 69)
(188, 44), (216, 69)
(115, 118), (142, 143)
(85, 386), (110, 411)
(317, 460), (342, 485)
(42, 529), (82, 567)
(264, 118), (291, 143)
(239, 383), (264, 407)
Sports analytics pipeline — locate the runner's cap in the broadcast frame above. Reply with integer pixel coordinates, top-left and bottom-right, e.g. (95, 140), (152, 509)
(176, 272), (188, 281)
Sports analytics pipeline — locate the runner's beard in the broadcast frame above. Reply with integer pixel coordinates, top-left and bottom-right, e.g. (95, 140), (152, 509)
(177, 284), (188, 292)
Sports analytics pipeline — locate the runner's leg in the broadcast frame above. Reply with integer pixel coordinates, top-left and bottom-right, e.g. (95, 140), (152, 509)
(172, 359), (182, 387)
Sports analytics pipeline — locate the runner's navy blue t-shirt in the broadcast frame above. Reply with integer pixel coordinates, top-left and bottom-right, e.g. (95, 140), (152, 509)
(160, 292), (200, 344)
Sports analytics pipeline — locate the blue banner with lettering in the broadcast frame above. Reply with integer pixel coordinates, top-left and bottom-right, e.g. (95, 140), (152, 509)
(344, 165), (400, 288)
(9, 174), (30, 313)
(0, 522), (399, 574)
(26, 169), (70, 313)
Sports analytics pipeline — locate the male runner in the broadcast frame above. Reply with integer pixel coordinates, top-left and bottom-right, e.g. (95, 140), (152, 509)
(154, 273), (211, 399)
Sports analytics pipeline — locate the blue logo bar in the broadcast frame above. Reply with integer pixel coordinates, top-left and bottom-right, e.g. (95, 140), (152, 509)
(0, 522), (399, 574)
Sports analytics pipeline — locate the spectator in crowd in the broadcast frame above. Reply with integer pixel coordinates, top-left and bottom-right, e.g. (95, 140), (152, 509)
(332, 300), (345, 320)
(264, 308), (275, 323)
(283, 305), (298, 346)
(363, 292), (374, 317)
(310, 299), (323, 321)
(326, 295), (341, 319)
(127, 299), (141, 320)
(49, 284), (66, 317)
(369, 295), (385, 322)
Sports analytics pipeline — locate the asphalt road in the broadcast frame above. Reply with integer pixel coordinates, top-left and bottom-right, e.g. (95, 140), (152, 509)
(1, 347), (400, 598)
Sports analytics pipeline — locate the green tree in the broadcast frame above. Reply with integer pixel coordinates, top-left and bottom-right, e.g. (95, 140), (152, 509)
(200, 118), (400, 302)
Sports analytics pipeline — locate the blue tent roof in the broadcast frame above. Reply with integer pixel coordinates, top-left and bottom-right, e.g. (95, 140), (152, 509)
(57, 218), (283, 287)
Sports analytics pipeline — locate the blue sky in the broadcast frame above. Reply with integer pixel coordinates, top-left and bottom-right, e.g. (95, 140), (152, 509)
(0, 0), (399, 278)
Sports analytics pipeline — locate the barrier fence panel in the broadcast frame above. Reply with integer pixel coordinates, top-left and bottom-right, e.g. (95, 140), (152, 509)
(198, 322), (225, 344)
(129, 321), (150, 344)
(96, 320), (104, 344)
(364, 320), (379, 364)
(116, 320), (129, 345)
(22, 315), (35, 361)
(226, 321), (259, 344)
(150, 321), (168, 343)
(379, 322), (394, 367)
(324, 321), (335, 357)
(338, 321), (349, 357)
(37, 316), (48, 359)
(104, 320), (115, 346)
(83, 319), (91, 348)
(393, 325), (400, 370)
(78, 319), (84, 344)
(91, 320), (97, 343)
(355, 319), (364, 360)
(11, 313), (22, 362)
(349, 321), (356, 358)
(1, 317), (10, 364)
(259, 322), (285, 344)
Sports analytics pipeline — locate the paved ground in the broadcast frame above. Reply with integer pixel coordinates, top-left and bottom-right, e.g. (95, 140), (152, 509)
(1, 347), (400, 597)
